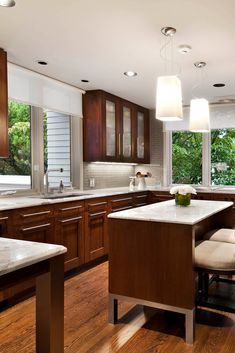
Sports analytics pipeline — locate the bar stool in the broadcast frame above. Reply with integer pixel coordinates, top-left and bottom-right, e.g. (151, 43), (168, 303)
(203, 228), (235, 244)
(195, 240), (235, 311)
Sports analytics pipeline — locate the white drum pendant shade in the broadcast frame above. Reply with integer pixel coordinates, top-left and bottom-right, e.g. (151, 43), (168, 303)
(189, 98), (210, 132)
(156, 75), (183, 121)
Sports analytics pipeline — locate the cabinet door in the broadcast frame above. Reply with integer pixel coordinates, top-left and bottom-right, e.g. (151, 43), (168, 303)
(121, 102), (133, 162)
(104, 95), (119, 161)
(85, 199), (108, 262)
(57, 214), (84, 271)
(135, 107), (150, 163)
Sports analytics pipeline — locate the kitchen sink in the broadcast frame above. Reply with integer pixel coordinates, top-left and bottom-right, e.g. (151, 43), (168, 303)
(35, 193), (93, 199)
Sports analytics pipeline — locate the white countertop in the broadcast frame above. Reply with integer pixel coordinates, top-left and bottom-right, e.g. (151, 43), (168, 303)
(0, 186), (234, 211)
(0, 238), (67, 276)
(108, 199), (233, 225)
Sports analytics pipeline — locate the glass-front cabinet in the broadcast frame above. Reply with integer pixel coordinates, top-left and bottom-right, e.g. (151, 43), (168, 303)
(83, 90), (149, 163)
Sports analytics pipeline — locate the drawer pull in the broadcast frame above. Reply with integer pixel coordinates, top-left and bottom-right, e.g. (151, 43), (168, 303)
(59, 216), (82, 224)
(112, 206), (132, 212)
(88, 201), (107, 207)
(59, 205), (83, 212)
(0, 216), (8, 221)
(112, 197), (132, 203)
(89, 211), (106, 218)
(22, 223), (51, 232)
(21, 211), (51, 218)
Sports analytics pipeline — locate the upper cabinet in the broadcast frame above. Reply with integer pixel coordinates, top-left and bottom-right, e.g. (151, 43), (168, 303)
(83, 90), (149, 163)
(0, 48), (8, 158)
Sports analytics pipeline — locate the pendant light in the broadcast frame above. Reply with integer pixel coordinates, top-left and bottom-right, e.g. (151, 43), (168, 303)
(189, 62), (210, 132)
(156, 27), (183, 121)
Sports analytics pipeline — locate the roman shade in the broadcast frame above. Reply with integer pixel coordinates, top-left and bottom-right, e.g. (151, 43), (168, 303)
(8, 63), (84, 117)
(164, 103), (235, 131)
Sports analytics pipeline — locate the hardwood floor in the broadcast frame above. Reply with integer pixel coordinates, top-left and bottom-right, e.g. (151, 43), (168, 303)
(0, 262), (235, 353)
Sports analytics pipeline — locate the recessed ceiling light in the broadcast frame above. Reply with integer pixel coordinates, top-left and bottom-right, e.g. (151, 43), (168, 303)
(37, 60), (48, 66)
(81, 79), (89, 83)
(124, 71), (137, 77)
(0, 0), (15, 7)
(213, 83), (225, 87)
(178, 45), (192, 54)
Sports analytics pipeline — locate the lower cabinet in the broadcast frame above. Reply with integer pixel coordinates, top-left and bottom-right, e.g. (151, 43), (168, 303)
(55, 201), (85, 271)
(84, 199), (108, 262)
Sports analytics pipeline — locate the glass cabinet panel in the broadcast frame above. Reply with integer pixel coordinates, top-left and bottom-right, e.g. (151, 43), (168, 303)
(123, 106), (131, 158)
(137, 111), (144, 159)
(106, 100), (116, 157)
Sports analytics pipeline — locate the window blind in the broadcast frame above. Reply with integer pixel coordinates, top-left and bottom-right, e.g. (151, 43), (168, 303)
(164, 103), (235, 131)
(8, 63), (84, 118)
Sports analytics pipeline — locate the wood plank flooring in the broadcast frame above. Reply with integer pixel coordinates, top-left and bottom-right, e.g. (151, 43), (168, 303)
(0, 261), (235, 353)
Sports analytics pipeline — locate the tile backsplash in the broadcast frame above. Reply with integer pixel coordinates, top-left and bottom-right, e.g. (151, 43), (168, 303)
(83, 163), (135, 189)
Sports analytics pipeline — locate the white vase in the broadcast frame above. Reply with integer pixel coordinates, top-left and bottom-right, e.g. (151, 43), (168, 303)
(137, 177), (146, 190)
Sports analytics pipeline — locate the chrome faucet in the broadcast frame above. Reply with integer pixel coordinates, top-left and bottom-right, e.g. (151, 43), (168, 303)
(45, 168), (63, 194)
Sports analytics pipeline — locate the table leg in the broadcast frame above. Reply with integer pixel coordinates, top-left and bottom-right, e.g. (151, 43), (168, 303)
(36, 254), (64, 353)
(108, 294), (118, 323)
(185, 308), (195, 344)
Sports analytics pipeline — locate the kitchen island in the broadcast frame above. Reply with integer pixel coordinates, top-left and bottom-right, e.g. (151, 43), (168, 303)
(108, 199), (233, 344)
(0, 238), (67, 353)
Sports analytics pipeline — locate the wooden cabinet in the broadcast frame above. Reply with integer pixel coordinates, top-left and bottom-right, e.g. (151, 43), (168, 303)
(54, 201), (85, 271)
(84, 198), (108, 262)
(109, 194), (133, 213)
(133, 192), (148, 207)
(83, 90), (150, 163)
(0, 48), (8, 158)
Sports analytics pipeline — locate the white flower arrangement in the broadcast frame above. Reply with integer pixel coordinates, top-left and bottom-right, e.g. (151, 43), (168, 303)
(170, 185), (197, 195)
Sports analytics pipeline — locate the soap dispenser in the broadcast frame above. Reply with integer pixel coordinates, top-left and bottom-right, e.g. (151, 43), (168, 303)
(129, 177), (135, 191)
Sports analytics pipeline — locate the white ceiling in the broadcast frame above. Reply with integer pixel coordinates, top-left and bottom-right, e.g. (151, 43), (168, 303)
(0, 0), (235, 109)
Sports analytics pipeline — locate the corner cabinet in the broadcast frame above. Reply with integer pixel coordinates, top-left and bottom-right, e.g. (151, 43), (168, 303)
(83, 90), (150, 163)
(0, 48), (9, 157)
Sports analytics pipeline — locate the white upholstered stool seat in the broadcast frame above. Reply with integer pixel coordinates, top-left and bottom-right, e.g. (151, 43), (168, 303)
(203, 228), (235, 244)
(195, 240), (235, 272)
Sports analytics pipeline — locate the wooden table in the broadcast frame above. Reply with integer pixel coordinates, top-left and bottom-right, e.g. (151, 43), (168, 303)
(108, 199), (233, 344)
(0, 238), (67, 353)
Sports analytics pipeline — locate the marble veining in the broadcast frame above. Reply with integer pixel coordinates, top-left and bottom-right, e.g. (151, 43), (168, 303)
(108, 199), (233, 225)
(0, 238), (67, 276)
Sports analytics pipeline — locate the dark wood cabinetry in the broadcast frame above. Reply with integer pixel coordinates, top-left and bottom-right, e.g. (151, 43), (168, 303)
(0, 48), (8, 158)
(84, 199), (108, 262)
(83, 90), (150, 163)
(55, 201), (85, 271)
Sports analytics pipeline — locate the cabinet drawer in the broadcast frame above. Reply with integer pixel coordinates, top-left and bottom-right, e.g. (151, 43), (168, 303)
(55, 201), (84, 218)
(85, 198), (108, 213)
(110, 195), (133, 212)
(133, 193), (148, 207)
(12, 206), (52, 227)
(0, 212), (10, 236)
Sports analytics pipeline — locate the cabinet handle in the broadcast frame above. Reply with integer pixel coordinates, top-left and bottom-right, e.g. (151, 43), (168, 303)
(21, 211), (51, 218)
(0, 216), (8, 221)
(59, 216), (82, 224)
(112, 197), (132, 203)
(59, 205), (83, 212)
(87, 202), (107, 207)
(118, 133), (121, 156)
(22, 223), (51, 232)
(112, 206), (132, 212)
(135, 194), (147, 199)
(89, 211), (106, 218)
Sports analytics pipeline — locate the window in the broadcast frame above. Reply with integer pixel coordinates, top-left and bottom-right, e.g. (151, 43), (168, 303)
(44, 111), (71, 188)
(172, 131), (202, 184)
(0, 100), (31, 190)
(211, 128), (235, 185)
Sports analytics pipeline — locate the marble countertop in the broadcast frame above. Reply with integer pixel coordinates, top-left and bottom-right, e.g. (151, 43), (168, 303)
(0, 238), (67, 276)
(108, 199), (233, 225)
(0, 185), (234, 211)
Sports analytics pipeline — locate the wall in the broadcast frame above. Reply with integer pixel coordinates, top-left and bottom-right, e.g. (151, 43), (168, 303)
(83, 109), (164, 189)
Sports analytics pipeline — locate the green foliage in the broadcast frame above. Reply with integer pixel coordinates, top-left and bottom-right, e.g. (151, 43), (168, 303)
(172, 129), (235, 186)
(172, 132), (202, 184)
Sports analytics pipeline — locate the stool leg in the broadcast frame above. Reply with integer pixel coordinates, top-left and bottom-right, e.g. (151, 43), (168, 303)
(108, 295), (118, 323)
(202, 273), (209, 300)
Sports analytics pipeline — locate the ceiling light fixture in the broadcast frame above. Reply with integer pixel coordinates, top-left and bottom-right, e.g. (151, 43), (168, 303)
(37, 60), (48, 66)
(0, 0), (15, 7)
(124, 71), (137, 77)
(156, 27), (183, 121)
(81, 79), (89, 83)
(213, 83), (225, 87)
(189, 62), (210, 132)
